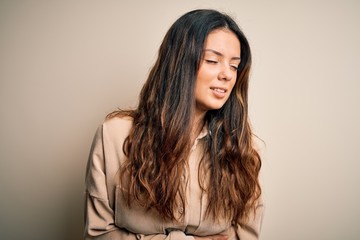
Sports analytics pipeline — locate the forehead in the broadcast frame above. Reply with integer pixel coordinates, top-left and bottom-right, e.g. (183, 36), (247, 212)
(204, 29), (241, 56)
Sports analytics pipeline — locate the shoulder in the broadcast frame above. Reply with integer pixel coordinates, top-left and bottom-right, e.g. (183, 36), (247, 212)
(103, 115), (133, 133)
(252, 134), (265, 155)
(101, 115), (133, 145)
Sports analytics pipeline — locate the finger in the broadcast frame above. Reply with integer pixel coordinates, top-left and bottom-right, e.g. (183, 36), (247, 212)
(211, 234), (228, 240)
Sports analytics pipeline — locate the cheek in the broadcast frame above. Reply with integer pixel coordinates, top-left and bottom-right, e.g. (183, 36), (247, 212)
(229, 80), (237, 93)
(197, 64), (217, 82)
(194, 79), (205, 100)
(195, 70), (211, 91)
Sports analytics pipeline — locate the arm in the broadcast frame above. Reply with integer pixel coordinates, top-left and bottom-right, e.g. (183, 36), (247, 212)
(228, 199), (265, 240)
(85, 193), (195, 240)
(84, 123), (195, 240)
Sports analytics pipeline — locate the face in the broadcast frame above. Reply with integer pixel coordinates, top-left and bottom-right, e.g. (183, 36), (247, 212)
(195, 28), (241, 114)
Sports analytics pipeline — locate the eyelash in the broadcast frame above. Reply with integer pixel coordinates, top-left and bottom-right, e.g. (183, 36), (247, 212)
(205, 59), (239, 71)
(205, 59), (218, 64)
(230, 65), (239, 71)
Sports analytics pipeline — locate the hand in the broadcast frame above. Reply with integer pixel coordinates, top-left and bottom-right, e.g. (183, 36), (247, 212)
(194, 234), (228, 240)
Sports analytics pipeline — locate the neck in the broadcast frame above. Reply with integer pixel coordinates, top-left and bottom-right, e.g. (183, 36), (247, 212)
(192, 108), (206, 142)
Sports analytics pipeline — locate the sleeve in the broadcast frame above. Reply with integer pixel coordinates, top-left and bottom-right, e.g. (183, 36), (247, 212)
(226, 198), (265, 240)
(84, 124), (195, 240)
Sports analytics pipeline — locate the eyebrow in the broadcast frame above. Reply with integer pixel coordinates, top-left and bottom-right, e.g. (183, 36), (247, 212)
(204, 49), (241, 61)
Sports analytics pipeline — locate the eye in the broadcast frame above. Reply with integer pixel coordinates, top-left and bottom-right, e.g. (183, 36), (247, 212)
(230, 65), (239, 71)
(205, 59), (218, 64)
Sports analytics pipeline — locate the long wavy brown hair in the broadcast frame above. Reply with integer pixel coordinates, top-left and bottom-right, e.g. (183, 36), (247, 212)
(108, 9), (261, 225)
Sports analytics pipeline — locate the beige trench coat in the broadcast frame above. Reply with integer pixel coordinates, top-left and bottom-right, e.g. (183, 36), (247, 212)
(84, 117), (264, 240)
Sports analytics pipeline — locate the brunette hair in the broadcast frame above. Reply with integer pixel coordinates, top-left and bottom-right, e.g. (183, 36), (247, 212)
(108, 9), (261, 225)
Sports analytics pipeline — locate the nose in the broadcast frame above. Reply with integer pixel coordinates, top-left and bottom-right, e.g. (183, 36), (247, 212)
(218, 63), (233, 81)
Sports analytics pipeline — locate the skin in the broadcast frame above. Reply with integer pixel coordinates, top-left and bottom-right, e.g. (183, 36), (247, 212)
(192, 28), (241, 143)
(192, 29), (241, 240)
(194, 234), (229, 240)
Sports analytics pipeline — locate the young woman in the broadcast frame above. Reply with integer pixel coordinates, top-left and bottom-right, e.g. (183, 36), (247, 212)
(84, 9), (264, 240)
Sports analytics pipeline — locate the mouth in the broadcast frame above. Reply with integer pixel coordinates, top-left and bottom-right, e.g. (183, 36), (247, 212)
(210, 87), (227, 93)
(209, 87), (227, 98)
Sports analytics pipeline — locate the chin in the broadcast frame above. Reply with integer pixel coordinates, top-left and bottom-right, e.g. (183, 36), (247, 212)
(197, 99), (228, 112)
(206, 102), (227, 110)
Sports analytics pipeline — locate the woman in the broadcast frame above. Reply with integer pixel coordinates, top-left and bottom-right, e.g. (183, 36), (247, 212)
(84, 9), (264, 240)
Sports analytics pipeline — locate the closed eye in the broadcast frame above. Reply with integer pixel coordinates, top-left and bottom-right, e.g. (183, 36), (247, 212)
(230, 65), (239, 71)
(205, 59), (218, 64)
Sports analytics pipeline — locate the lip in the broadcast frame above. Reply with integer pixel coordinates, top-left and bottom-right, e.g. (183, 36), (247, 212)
(210, 86), (227, 98)
(210, 86), (227, 90)
(210, 86), (227, 92)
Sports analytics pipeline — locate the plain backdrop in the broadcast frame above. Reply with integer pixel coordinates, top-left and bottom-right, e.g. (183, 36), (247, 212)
(1, 1), (359, 239)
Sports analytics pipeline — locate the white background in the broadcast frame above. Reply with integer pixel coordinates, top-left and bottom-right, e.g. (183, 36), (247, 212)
(1, 1), (359, 239)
